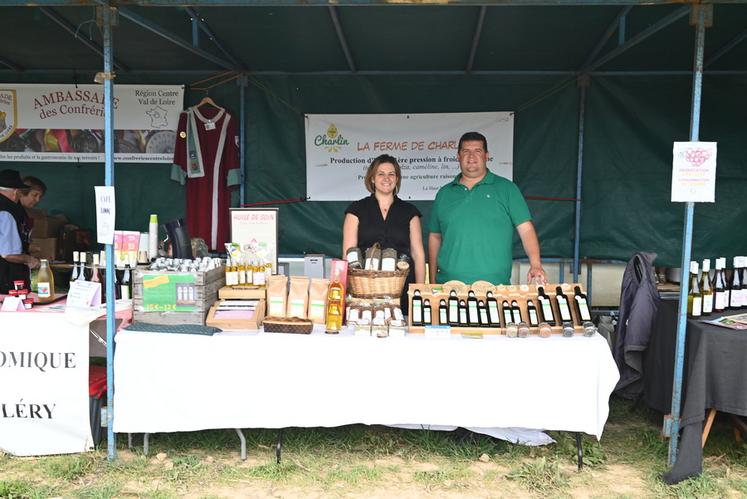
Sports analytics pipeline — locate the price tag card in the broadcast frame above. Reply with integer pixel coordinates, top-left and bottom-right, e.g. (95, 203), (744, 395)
(66, 281), (102, 309)
(1, 296), (25, 312)
(424, 325), (452, 339)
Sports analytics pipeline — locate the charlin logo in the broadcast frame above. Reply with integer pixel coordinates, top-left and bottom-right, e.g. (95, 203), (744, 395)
(0, 89), (18, 144)
(314, 123), (349, 153)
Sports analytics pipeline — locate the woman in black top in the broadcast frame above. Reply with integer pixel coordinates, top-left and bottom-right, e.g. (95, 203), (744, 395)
(343, 155), (425, 310)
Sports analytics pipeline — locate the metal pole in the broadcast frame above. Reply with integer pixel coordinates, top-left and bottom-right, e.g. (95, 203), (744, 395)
(667, 4), (708, 468)
(100, 1), (117, 462)
(573, 74), (589, 283)
(239, 75), (247, 206)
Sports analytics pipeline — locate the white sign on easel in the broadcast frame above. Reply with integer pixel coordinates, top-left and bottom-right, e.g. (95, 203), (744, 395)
(66, 281), (102, 310)
(671, 142), (717, 203)
(229, 208), (279, 272)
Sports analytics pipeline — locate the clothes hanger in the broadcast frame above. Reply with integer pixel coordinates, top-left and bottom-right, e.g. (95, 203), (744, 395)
(196, 91), (223, 110)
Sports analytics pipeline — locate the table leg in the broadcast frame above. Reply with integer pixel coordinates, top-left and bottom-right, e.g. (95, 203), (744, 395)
(234, 429), (247, 461)
(127, 433), (133, 450)
(730, 414), (746, 443)
(276, 430), (284, 464)
(701, 408), (717, 448)
(575, 433), (583, 471)
(144, 433), (150, 456)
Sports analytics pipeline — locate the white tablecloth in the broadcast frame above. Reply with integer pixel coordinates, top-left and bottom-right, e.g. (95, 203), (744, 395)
(113, 330), (619, 439)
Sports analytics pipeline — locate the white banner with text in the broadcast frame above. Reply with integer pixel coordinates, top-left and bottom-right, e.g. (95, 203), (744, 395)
(305, 112), (514, 201)
(0, 84), (184, 163)
(0, 313), (93, 456)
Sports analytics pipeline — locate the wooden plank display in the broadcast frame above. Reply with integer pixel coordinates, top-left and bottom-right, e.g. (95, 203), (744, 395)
(132, 266), (225, 326)
(407, 282), (588, 335)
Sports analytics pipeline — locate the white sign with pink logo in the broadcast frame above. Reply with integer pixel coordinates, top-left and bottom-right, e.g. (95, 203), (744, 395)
(671, 141), (718, 203)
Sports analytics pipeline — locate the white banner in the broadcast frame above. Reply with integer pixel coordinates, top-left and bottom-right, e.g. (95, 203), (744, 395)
(0, 313), (93, 455)
(305, 112), (514, 201)
(0, 84), (184, 163)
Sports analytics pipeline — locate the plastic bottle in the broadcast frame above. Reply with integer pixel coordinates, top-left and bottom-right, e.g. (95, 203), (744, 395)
(148, 214), (159, 261)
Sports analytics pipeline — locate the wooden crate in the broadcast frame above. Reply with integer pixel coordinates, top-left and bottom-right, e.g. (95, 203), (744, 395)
(132, 266), (225, 326)
(407, 283), (587, 335)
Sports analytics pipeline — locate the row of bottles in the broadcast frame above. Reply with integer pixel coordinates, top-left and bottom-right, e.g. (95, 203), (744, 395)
(688, 257), (746, 317)
(224, 256), (272, 288)
(411, 285), (591, 327)
(71, 250), (133, 302)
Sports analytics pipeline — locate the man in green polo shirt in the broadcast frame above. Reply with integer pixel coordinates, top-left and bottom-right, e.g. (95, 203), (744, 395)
(428, 132), (546, 285)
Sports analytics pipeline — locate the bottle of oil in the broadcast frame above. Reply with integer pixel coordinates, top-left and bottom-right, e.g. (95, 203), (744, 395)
(36, 259), (55, 299)
(325, 271), (345, 333)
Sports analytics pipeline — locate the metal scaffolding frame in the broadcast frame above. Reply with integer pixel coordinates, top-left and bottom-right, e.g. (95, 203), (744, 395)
(3, 0), (742, 476)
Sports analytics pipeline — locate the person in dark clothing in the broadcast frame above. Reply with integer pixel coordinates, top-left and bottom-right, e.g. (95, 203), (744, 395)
(342, 154), (426, 310)
(0, 169), (39, 293)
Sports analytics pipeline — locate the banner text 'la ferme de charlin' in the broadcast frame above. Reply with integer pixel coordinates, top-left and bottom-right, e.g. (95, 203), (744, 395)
(0, 84), (184, 163)
(305, 112), (514, 201)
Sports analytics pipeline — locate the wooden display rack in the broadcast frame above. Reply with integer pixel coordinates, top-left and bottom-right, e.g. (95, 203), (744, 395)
(407, 282), (588, 335)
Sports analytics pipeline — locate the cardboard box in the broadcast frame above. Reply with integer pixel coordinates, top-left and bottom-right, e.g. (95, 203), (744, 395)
(206, 299), (265, 330)
(29, 209), (68, 238)
(31, 237), (57, 261)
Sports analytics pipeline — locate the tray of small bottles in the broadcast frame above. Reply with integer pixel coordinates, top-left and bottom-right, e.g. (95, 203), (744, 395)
(406, 282), (593, 336)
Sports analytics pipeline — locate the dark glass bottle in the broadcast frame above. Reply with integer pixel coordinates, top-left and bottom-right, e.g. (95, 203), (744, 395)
(467, 290), (480, 326)
(511, 300), (523, 324)
(573, 286), (592, 322)
(526, 299), (540, 327)
(537, 285), (556, 326)
(555, 286), (573, 323)
(486, 291), (500, 326)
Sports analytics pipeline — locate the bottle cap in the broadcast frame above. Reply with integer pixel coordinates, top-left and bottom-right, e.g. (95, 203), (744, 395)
(690, 261), (699, 274)
(702, 259), (710, 272)
(150, 214), (158, 223)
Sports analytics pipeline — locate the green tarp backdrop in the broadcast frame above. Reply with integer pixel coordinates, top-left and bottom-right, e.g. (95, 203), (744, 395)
(9, 73), (747, 267)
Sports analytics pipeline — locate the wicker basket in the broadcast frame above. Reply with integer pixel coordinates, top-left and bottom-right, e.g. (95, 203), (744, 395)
(347, 267), (409, 298)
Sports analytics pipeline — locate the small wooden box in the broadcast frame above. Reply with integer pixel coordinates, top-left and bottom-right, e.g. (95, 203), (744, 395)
(206, 299), (265, 331)
(132, 266), (225, 326)
(218, 285), (266, 300)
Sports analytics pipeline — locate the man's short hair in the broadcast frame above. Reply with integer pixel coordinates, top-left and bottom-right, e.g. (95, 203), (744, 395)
(22, 176), (47, 195)
(458, 132), (488, 152)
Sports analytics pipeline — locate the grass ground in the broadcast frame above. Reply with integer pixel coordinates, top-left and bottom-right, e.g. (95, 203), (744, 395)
(1, 397), (746, 498)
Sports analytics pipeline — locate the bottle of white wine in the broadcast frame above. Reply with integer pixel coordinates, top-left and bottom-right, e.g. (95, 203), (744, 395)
(687, 261), (702, 317)
(700, 259), (713, 316)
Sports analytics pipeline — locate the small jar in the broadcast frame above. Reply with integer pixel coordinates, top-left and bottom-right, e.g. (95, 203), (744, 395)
(23, 298), (33, 310)
(538, 322), (552, 338)
(582, 321), (597, 337)
(346, 247), (363, 269)
(562, 322), (575, 337)
(381, 248), (397, 271)
(505, 322), (518, 338)
(517, 321), (531, 338)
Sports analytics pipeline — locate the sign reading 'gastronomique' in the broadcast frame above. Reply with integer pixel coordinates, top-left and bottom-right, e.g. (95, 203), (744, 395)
(0, 84), (184, 163)
(0, 314), (92, 456)
(305, 112), (514, 201)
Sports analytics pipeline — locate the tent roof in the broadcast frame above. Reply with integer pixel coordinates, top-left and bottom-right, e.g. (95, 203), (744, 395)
(1, 2), (746, 76)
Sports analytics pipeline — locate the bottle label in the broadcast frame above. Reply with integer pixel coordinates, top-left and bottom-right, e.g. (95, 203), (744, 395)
(468, 302), (478, 318)
(309, 300), (325, 320)
(529, 309), (538, 326)
(381, 258), (396, 272)
(503, 310), (513, 326)
(488, 303), (499, 323)
(736, 289), (746, 307)
(715, 291), (727, 310)
(479, 308), (488, 324)
(692, 297), (702, 317)
(449, 302), (458, 322)
(540, 298), (554, 321)
(268, 297), (284, 316)
(512, 310), (522, 324)
(38, 282), (51, 298)
(289, 299), (306, 318)
(253, 271), (266, 286)
(730, 290), (740, 308)
(702, 294), (713, 314)
(120, 285), (131, 300)
(576, 297), (592, 321)
(459, 308), (467, 325)
(423, 308), (432, 325)
(557, 297), (572, 321)
(439, 309), (448, 324)
(412, 302), (423, 323)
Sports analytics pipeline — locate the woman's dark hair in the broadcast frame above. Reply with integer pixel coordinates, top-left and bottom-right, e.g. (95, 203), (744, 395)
(364, 154), (402, 194)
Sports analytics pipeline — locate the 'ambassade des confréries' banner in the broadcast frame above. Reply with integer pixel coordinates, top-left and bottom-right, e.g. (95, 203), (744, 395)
(305, 112), (514, 201)
(0, 84), (184, 163)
